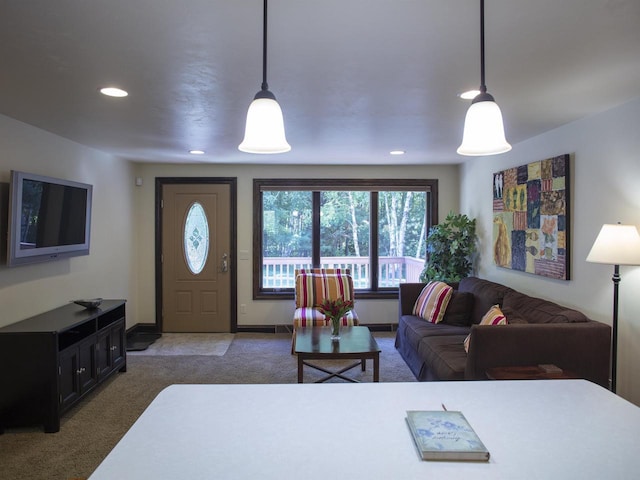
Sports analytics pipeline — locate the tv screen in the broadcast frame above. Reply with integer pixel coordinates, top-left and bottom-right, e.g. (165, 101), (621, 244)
(7, 171), (93, 267)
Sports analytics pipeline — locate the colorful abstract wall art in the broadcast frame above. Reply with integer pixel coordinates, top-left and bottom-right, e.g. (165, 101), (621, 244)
(492, 154), (570, 280)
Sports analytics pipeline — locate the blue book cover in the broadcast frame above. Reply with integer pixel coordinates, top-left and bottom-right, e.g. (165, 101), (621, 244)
(406, 410), (490, 461)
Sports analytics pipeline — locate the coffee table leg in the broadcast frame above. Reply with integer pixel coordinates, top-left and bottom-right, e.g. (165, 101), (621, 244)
(373, 354), (379, 382)
(361, 359), (366, 371)
(298, 355), (304, 383)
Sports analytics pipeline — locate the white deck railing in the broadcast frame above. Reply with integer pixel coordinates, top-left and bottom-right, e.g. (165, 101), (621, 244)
(262, 256), (424, 288)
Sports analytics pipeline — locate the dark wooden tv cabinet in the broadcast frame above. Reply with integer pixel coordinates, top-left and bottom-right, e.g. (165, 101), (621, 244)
(0, 299), (126, 433)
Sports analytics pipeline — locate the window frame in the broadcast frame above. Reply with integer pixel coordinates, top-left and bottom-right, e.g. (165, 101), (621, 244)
(253, 178), (438, 300)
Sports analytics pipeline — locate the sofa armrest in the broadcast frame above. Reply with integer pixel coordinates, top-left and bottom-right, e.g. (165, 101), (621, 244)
(398, 283), (427, 317)
(464, 322), (611, 387)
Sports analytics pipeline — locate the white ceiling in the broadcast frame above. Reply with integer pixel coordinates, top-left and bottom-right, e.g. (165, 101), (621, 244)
(1, 0), (639, 165)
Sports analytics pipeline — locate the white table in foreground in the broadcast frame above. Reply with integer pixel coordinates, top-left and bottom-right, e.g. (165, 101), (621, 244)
(89, 380), (640, 480)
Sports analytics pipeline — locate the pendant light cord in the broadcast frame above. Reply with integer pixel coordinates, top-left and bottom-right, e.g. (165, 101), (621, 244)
(262, 0), (269, 91)
(479, 0), (486, 94)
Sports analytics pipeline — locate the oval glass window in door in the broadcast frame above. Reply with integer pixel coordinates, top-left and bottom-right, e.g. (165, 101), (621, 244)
(184, 202), (210, 275)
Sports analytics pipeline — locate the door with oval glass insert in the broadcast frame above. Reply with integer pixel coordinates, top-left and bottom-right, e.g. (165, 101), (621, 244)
(162, 184), (231, 332)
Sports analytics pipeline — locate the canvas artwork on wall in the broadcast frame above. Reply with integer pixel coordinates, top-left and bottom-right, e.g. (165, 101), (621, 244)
(492, 154), (570, 280)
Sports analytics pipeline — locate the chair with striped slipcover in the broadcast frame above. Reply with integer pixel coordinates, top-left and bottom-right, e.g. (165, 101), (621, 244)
(291, 268), (359, 353)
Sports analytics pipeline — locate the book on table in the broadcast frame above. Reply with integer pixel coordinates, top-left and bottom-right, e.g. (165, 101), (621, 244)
(405, 410), (490, 462)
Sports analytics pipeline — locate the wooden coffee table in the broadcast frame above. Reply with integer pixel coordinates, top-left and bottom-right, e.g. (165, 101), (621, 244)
(294, 326), (381, 383)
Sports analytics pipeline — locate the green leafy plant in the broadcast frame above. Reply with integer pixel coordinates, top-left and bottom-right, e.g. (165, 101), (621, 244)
(419, 212), (477, 284)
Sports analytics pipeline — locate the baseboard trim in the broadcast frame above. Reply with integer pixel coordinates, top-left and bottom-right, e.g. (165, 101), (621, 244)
(126, 323), (398, 335)
(362, 323), (398, 332)
(236, 325), (291, 334)
(235, 323), (397, 334)
(126, 323), (160, 337)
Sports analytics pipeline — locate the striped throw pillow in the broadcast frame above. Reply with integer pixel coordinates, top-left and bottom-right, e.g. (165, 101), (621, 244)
(295, 273), (354, 308)
(412, 281), (453, 324)
(464, 304), (508, 353)
(480, 304), (508, 326)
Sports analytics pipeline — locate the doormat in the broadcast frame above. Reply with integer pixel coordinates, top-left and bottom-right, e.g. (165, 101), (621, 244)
(127, 333), (235, 356)
(126, 332), (162, 352)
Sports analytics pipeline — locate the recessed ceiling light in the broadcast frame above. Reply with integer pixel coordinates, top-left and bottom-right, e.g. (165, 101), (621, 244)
(100, 87), (128, 97)
(189, 150), (205, 155)
(390, 150), (405, 155)
(459, 90), (481, 100)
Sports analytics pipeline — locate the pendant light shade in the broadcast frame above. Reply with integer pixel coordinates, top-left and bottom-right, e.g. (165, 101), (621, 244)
(239, 0), (290, 154)
(458, 0), (511, 156)
(239, 91), (290, 154)
(457, 92), (511, 156)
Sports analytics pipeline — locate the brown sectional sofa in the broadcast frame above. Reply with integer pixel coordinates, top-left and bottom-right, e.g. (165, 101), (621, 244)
(395, 277), (611, 387)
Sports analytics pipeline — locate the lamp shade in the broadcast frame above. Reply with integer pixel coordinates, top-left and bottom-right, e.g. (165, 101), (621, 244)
(586, 224), (640, 265)
(457, 99), (512, 156)
(238, 93), (291, 154)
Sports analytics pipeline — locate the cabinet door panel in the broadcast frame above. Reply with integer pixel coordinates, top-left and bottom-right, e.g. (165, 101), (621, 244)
(96, 330), (112, 379)
(111, 321), (126, 371)
(78, 337), (97, 393)
(59, 349), (79, 411)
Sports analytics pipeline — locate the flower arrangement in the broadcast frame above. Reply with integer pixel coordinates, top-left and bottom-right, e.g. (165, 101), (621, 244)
(318, 297), (354, 339)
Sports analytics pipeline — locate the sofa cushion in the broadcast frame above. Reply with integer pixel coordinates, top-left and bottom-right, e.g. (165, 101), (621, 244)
(503, 291), (588, 324)
(464, 305), (507, 353)
(399, 315), (470, 352)
(418, 335), (468, 380)
(293, 307), (358, 327)
(401, 315), (471, 337)
(412, 281), (453, 324)
(501, 306), (528, 324)
(441, 291), (474, 326)
(458, 277), (514, 324)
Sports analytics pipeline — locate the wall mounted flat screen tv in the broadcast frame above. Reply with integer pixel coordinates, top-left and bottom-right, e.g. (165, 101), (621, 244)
(7, 170), (93, 267)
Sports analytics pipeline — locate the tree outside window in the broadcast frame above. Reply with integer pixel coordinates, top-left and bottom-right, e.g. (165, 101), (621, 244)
(254, 179), (437, 299)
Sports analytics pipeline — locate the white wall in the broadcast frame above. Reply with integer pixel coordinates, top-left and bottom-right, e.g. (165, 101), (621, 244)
(0, 114), (138, 329)
(132, 163), (460, 330)
(460, 97), (640, 405)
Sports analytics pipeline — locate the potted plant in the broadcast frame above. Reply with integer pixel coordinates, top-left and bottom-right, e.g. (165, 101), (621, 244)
(419, 212), (477, 284)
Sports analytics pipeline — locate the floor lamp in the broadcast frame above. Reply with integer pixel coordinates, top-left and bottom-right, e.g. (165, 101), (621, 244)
(586, 223), (640, 393)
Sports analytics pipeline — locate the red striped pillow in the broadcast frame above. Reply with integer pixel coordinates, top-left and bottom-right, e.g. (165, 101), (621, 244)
(412, 281), (453, 324)
(464, 304), (508, 353)
(479, 304), (507, 326)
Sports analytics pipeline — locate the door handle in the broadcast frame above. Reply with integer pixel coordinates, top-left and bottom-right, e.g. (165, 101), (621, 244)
(221, 253), (229, 273)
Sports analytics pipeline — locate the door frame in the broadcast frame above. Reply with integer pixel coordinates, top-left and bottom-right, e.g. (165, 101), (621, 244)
(155, 177), (238, 333)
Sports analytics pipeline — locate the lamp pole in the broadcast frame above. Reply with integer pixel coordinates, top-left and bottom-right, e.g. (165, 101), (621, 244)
(611, 264), (620, 393)
(587, 223), (640, 395)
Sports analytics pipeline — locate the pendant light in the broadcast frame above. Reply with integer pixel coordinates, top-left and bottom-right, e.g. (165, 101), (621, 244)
(457, 0), (511, 156)
(239, 0), (291, 154)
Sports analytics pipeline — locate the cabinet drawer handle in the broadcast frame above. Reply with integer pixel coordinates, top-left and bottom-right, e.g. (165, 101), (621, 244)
(76, 367), (86, 374)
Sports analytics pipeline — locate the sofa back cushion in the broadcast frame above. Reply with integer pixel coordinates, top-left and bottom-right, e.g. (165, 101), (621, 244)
(458, 277), (514, 324)
(500, 306), (528, 324)
(440, 291), (474, 326)
(502, 291), (588, 324)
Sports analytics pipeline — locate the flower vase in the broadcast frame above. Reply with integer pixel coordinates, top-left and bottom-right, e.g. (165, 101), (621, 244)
(330, 317), (341, 340)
